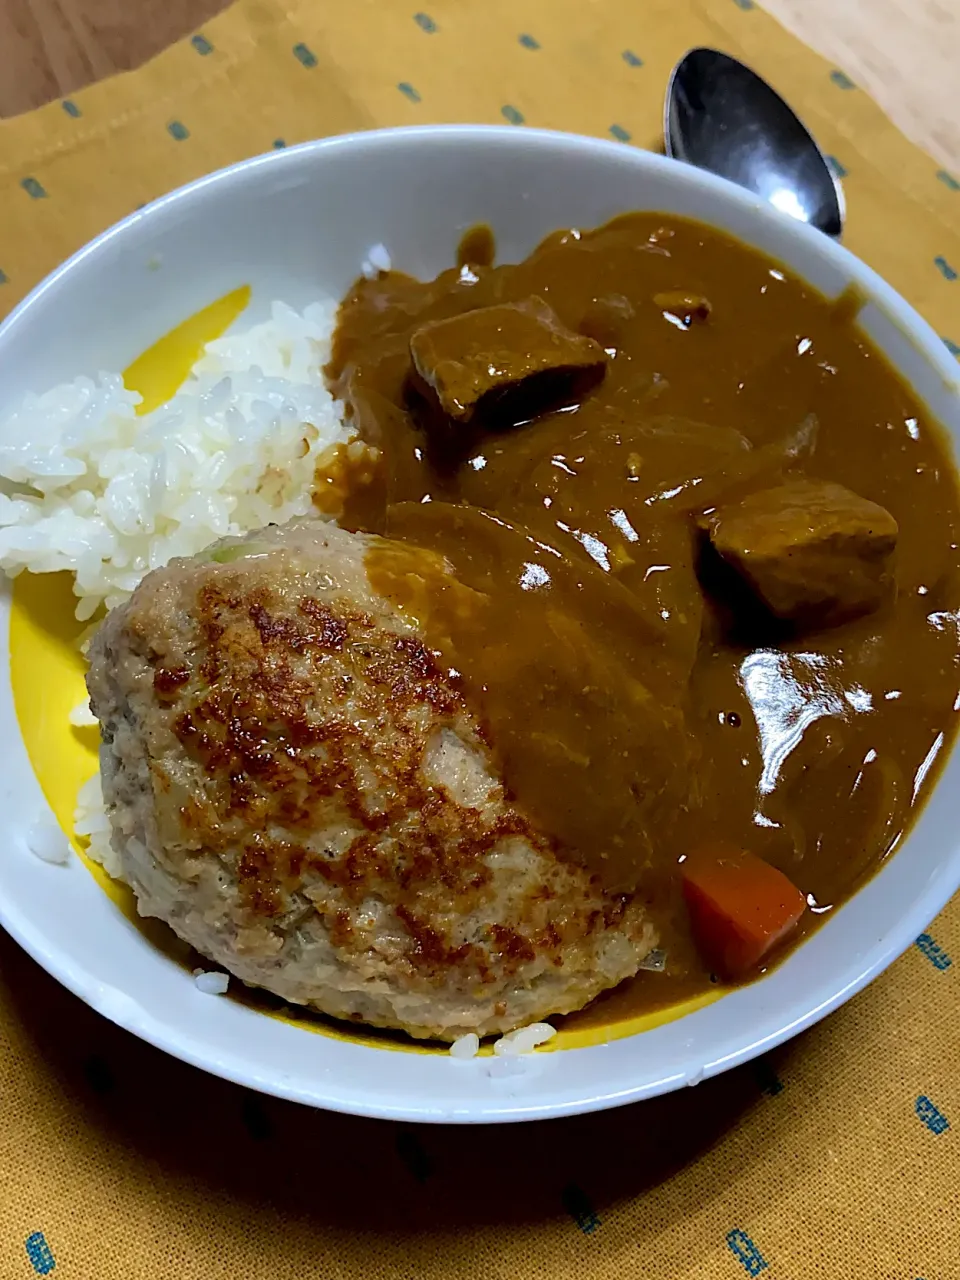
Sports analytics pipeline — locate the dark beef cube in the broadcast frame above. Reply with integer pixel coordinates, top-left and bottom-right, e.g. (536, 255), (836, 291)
(702, 478), (898, 627)
(409, 296), (608, 427)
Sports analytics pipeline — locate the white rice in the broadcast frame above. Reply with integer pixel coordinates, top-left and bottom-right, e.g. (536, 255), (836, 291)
(0, 299), (353, 620)
(5, 297), (353, 880)
(68, 698), (97, 727)
(493, 1023), (557, 1055)
(361, 243), (392, 279)
(26, 820), (71, 865)
(450, 1023), (557, 1058)
(73, 772), (124, 879)
(193, 970), (230, 996)
(449, 1033), (480, 1059)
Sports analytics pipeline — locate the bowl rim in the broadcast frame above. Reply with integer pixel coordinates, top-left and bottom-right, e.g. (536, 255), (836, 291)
(6, 123), (959, 394)
(1, 123), (959, 1124)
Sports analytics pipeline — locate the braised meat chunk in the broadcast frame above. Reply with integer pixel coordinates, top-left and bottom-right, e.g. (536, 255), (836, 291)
(703, 478), (898, 627)
(409, 295), (607, 425)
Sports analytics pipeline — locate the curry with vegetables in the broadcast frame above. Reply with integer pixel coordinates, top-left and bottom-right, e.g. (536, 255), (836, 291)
(327, 213), (960, 1024)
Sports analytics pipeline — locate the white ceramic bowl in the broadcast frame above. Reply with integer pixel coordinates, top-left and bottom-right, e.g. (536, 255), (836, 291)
(1, 126), (959, 1123)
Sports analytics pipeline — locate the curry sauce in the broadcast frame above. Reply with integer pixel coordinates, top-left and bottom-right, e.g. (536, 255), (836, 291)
(327, 213), (960, 1022)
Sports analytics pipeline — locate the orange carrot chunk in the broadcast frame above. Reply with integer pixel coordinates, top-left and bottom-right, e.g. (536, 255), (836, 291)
(681, 847), (807, 981)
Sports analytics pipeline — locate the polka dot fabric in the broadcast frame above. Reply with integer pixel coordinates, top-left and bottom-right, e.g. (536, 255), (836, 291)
(0, 2), (958, 1277)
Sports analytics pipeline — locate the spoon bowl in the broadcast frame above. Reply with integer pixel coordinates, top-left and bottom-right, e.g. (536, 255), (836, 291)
(665, 47), (845, 238)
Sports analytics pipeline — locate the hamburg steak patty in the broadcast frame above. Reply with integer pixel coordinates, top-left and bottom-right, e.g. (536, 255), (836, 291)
(86, 520), (656, 1039)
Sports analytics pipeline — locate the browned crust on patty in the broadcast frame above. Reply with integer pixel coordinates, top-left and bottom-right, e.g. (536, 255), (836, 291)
(87, 522), (656, 1037)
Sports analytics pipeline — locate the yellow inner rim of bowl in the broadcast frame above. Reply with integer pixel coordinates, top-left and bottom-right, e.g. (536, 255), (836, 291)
(10, 288), (720, 1054)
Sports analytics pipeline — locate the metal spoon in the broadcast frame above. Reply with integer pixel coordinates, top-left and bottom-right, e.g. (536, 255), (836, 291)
(664, 48), (845, 239)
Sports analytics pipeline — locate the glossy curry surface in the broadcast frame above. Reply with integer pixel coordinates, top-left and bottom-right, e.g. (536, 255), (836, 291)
(328, 213), (960, 1022)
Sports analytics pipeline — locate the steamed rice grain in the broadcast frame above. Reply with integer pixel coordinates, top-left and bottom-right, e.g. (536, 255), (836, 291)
(0, 300), (356, 619)
(450, 1024), (557, 1058)
(360, 243), (392, 279)
(492, 1023), (557, 1055)
(193, 970), (231, 996)
(449, 1033), (481, 1059)
(68, 699), (97, 727)
(74, 773), (125, 880)
(26, 820), (71, 865)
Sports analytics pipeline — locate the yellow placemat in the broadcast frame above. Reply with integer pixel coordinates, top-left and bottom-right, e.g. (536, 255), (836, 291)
(1, 2), (959, 1277)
